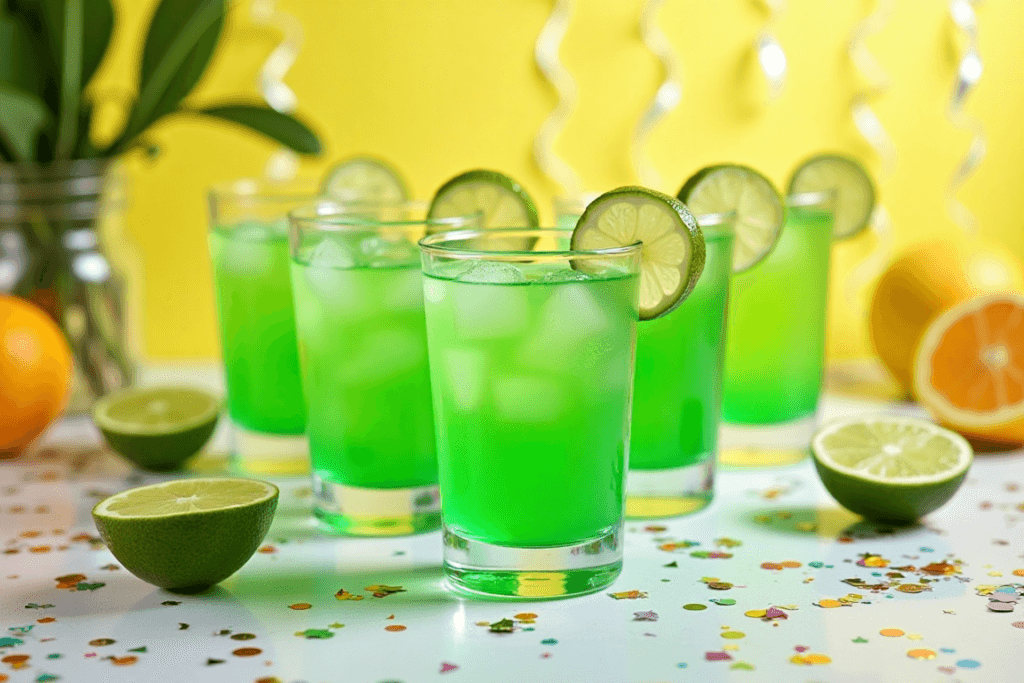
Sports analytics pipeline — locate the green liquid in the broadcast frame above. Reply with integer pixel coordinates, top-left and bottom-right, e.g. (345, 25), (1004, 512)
(631, 231), (733, 469)
(209, 225), (305, 434)
(424, 270), (639, 547)
(721, 208), (833, 424)
(291, 262), (436, 488)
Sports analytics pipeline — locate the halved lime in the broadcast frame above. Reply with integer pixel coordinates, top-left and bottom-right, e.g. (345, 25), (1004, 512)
(811, 415), (972, 524)
(92, 478), (278, 592)
(93, 387), (220, 471)
(571, 186), (705, 320)
(788, 153), (875, 240)
(428, 169), (539, 231)
(322, 155), (410, 203)
(677, 164), (785, 272)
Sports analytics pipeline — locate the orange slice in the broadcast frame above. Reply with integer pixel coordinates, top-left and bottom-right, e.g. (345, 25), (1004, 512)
(914, 293), (1024, 445)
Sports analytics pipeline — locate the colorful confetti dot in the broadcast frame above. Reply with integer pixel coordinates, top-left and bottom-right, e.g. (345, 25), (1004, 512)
(880, 629), (905, 637)
(907, 649), (936, 660)
(711, 599), (736, 606)
(744, 610), (767, 618)
(608, 590), (647, 600)
(440, 662), (459, 674)
(110, 656), (138, 666)
(956, 659), (981, 669)
(852, 637), (868, 643)
(705, 652), (732, 661)
(1012, 622), (1024, 629)
(232, 648), (262, 657)
(684, 604), (708, 611)
(288, 603), (312, 610)
(230, 633), (256, 641)
(384, 625), (407, 632)
(815, 599), (843, 608)
(541, 638), (557, 645)
(514, 613), (537, 621)
(721, 631), (745, 640)
(88, 639), (114, 647)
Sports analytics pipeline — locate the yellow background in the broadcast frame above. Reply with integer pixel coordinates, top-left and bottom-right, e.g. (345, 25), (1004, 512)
(90, 0), (1024, 361)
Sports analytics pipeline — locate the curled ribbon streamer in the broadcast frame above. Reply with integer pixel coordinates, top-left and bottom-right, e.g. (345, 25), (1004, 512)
(754, 0), (786, 100)
(251, 0), (303, 181)
(534, 0), (582, 196)
(947, 0), (985, 235)
(631, 0), (682, 190)
(844, 0), (896, 308)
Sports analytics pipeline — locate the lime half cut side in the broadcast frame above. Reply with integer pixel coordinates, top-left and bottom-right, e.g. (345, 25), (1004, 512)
(788, 153), (875, 240)
(811, 415), (972, 524)
(428, 169), (539, 250)
(92, 478), (279, 592)
(571, 186), (705, 321)
(93, 386), (221, 471)
(677, 164), (784, 272)
(322, 155), (410, 203)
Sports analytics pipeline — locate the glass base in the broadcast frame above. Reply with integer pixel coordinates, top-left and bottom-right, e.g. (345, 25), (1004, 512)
(626, 456), (714, 519)
(229, 420), (309, 476)
(718, 414), (817, 468)
(443, 525), (622, 599)
(313, 476), (441, 536)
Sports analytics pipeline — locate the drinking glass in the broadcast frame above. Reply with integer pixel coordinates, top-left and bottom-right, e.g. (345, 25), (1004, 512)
(289, 202), (477, 535)
(207, 179), (317, 475)
(719, 192), (835, 466)
(419, 228), (641, 598)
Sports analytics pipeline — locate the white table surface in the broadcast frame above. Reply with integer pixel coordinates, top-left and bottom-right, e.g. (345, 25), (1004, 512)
(1, 367), (1022, 683)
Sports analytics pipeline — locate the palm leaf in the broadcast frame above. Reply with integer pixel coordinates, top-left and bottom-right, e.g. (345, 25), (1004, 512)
(194, 104), (321, 155)
(0, 83), (51, 161)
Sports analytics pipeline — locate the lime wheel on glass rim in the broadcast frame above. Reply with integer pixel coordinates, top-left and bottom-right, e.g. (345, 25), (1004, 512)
(428, 169), (540, 250)
(677, 164), (785, 273)
(322, 155), (410, 203)
(570, 186), (705, 320)
(788, 153), (876, 240)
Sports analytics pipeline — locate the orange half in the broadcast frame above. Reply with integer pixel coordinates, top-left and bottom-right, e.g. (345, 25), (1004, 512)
(914, 293), (1024, 445)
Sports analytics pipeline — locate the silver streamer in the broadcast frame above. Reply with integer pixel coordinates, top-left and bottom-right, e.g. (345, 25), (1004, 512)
(844, 0), (896, 308)
(947, 0), (985, 235)
(534, 0), (582, 197)
(754, 0), (786, 101)
(631, 0), (682, 190)
(251, 0), (303, 181)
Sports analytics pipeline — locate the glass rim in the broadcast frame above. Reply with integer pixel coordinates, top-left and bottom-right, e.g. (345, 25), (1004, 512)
(787, 190), (835, 208)
(419, 227), (643, 259)
(207, 177), (322, 203)
(288, 200), (478, 231)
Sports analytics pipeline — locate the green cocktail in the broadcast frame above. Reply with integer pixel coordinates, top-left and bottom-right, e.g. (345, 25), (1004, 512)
(420, 228), (641, 598)
(289, 203), (476, 535)
(720, 196), (834, 465)
(207, 181), (314, 475)
(628, 224), (734, 517)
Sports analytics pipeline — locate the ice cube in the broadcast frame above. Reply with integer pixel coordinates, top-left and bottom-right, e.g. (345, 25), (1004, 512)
(521, 283), (612, 372)
(492, 374), (565, 423)
(338, 327), (427, 386)
(361, 235), (419, 268)
(214, 225), (277, 275)
(457, 261), (526, 284)
(453, 280), (530, 340)
(300, 259), (370, 320)
(440, 348), (489, 411)
(308, 235), (357, 269)
(423, 277), (447, 304)
(541, 268), (592, 283)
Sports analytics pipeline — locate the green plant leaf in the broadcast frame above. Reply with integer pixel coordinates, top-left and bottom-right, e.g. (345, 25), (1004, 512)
(107, 0), (224, 155)
(0, 8), (46, 96)
(55, 0), (83, 158)
(0, 83), (51, 161)
(193, 104), (321, 155)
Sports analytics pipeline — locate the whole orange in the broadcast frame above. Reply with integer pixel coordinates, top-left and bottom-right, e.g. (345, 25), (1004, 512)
(1, 295), (74, 456)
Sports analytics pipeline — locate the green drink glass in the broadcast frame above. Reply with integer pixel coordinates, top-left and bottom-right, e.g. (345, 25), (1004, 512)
(419, 228), (641, 598)
(627, 214), (734, 517)
(207, 180), (316, 476)
(720, 193), (835, 467)
(288, 202), (477, 535)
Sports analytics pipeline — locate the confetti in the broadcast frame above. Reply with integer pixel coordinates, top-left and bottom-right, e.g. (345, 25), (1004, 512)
(334, 589), (364, 601)
(852, 637), (868, 643)
(109, 656), (138, 666)
(1012, 622), (1024, 629)
(956, 659), (981, 669)
(896, 584), (930, 594)
(730, 662), (755, 670)
(75, 582), (104, 591)
(879, 629), (905, 637)
(384, 625), (406, 632)
(633, 611), (658, 622)
(295, 629), (333, 639)
(178, 624), (189, 630)
(707, 582), (733, 590)
(1, 655), (29, 669)
(684, 604), (708, 611)
(488, 619), (515, 633)
(36, 675), (59, 682)
(206, 659), (224, 666)
(744, 610), (767, 618)
(790, 654), (831, 665)
(857, 554), (890, 568)
(711, 599), (736, 606)
(608, 590), (647, 600)
(715, 538), (742, 548)
(161, 601), (180, 606)
(88, 639), (115, 647)
(288, 603), (312, 610)
(440, 662), (458, 674)
(691, 551), (733, 559)
(658, 541), (699, 552)
(644, 525), (667, 532)
(127, 647), (147, 653)
(232, 648), (262, 657)
(663, 561), (678, 568)
(987, 602), (1014, 612)
(25, 604), (53, 610)
(721, 631), (745, 639)
(366, 585), (406, 598)
(815, 599), (843, 608)
(907, 649), (936, 660)
(514, 613), (537, 621)
(541, 638), (558, 645)
(705, 652), (732, 661)
(0, 641), (23, 650)
(230, 633), (256, 641)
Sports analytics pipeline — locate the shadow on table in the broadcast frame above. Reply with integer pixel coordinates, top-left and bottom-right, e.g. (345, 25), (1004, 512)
(739, 505), (924, 541)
